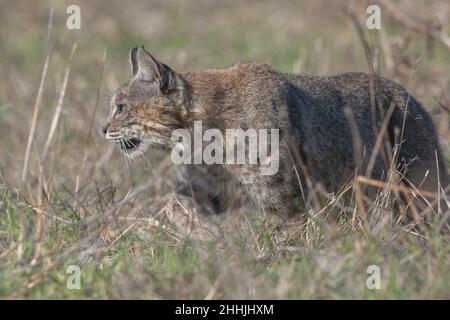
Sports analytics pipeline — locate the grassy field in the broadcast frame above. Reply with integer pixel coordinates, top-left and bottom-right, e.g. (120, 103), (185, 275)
(0, 0), (449, 299)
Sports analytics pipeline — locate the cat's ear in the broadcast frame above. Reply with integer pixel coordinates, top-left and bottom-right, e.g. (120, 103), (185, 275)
(132, 47), (180, 94)
(133, 47), (161, 82)
(129, 47), (139, 76)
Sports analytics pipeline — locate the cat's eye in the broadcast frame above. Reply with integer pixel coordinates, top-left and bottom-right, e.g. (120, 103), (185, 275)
(115, 104), (125, 114)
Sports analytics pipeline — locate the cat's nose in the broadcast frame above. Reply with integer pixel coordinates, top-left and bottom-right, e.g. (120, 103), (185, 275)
(101, 123), (110, 135)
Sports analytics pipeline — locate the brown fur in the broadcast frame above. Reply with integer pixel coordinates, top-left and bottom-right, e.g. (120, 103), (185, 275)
(102, 47), (449, 218)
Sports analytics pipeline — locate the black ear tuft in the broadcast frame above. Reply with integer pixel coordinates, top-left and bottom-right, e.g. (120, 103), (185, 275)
(158, 62), (179, 94)
(130, 47), (139, 76)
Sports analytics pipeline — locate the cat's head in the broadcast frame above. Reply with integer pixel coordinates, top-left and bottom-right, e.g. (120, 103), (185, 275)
(102, 47), (189, 159)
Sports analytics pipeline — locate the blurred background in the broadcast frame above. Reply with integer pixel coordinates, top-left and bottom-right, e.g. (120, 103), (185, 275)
(0, 0), (449, 299)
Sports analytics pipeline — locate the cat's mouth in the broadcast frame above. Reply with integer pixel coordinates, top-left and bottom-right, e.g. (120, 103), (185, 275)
(120, 138), (141, 152)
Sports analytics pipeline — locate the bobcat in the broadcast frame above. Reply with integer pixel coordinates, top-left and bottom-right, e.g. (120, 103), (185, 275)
(102, 47), (449, 218)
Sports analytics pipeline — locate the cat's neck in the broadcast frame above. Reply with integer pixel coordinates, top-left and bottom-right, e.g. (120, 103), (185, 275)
(180, 69), (237, 132)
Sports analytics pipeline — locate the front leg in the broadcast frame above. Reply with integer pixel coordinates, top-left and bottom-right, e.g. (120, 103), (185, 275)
(175, 164), (232, 214)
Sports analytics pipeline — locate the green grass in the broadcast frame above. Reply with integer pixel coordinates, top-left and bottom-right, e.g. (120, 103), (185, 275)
(1, 181), (449, 299)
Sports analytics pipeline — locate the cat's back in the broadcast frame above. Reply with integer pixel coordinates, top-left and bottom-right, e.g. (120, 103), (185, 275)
(287, 71), (415, 108)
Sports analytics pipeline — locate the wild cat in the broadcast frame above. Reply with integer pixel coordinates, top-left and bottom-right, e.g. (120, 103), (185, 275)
(102, 47), (448, 220)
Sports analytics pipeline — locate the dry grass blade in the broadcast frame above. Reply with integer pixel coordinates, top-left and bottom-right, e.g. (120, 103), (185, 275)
(41, 43), (78, 160)
(87, 47), (108, 143)
(348, 10), (376, 74)
(357, 175), (437, 199)
(21, 8), (54, 183)
(380, 0), (450, 51)
(365, 102), (397, 178)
